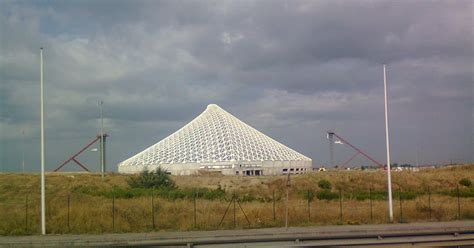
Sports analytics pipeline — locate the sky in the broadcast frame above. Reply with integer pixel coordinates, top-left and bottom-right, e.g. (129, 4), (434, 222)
(0, 0), (472, 172)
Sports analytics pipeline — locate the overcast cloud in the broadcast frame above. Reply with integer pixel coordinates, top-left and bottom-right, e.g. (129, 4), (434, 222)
(0, 0), (472, 172)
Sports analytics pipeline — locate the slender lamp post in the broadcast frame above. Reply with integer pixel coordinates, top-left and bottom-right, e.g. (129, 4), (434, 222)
(40, 47), (46, 235)
(383, 64), (394, 222)
(22, 129), (25, 173)
(99, 100), (104, 179)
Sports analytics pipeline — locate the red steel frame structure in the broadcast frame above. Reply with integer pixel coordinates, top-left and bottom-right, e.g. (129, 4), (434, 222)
(54, 134), (107, 172)
(327, 130), (384, 168)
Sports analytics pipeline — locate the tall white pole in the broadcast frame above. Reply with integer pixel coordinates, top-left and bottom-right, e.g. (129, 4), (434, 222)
(22, 129), (25, 173)
(383, 64), (394, 222)
(40, 48), (46, 235)
(100, 100), (104, 179)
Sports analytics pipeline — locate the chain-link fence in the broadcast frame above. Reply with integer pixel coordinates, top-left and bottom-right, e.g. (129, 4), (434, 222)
(1, 183), (472, 235)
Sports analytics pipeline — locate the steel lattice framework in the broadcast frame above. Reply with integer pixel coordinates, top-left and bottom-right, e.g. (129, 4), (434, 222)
(119, 104), (311, 173)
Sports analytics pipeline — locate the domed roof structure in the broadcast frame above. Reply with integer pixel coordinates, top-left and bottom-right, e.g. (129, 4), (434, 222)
(118, 104), (312, 176)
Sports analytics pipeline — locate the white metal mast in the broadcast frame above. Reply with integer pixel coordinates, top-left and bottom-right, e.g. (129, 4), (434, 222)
(383, 64), (394, 222)
(40, 48), (46, 234)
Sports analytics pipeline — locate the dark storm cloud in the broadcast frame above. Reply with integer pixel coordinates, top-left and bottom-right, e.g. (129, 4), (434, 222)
(0, 0), (472, 171)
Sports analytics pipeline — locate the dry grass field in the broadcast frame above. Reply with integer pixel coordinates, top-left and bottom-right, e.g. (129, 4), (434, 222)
(0, 164), (473, 235)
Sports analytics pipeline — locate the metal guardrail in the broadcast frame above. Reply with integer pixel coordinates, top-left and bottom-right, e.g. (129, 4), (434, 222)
(1, 224), (473, 247)
(125, 231), (474, 247)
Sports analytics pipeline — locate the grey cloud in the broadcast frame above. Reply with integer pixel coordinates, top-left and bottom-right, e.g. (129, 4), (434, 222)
(1, 0), (472, 171)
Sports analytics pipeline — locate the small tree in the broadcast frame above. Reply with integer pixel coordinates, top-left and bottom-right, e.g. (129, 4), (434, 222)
(127, 167), (175, 189)
(459, 178), (472, 187)
(318, 179), (332, 190)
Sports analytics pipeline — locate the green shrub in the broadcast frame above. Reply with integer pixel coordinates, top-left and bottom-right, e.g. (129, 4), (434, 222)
(127, 168), (175, 189)
(316, 190), (339, 200)
(318, 179), (332, 190)
(353, 190), (387, 201)
(395, 190), (418, 200)
(72, 185), (101, 196)
(459, 178), (472, 187)
(107, 187), (146, 198)
(149, 187), (226, 200)
(448, 188), (474, 198)
(200, 186), (226, 200)
(300, 190), (315, 202)
(73, 185), (229, 200)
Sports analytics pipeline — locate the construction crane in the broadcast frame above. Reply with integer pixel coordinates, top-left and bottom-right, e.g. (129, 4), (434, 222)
(327, 130), (384, 168)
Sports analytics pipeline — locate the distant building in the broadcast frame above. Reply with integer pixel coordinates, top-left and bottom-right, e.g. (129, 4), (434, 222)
(118, 104), (312, 176)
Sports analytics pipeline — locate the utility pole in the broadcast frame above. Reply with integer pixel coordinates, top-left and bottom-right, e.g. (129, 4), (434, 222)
(383, 64), (394, 222)
(40, 48), (46, 235)
(99, 100), (105, 179)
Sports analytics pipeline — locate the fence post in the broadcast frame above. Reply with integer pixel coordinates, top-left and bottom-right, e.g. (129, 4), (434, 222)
(285, 174), (291, 229)
(67, 194), (71, 232)
(428, 186), (431, 220)
(112, 190), (115, 232)
(456, 185), (461, 219)
(369, 186), (373, 222)
(25, 194), (28, 233)
(233, 194), (236, 229)
(339, 189), (343, 224)
(399, 185), (403, 222)
(217, 197), (233, 229)
(151, 191), (155, 229)
(193, 191), (197, 228)
(285, 186), (289, 229)
(236, 198), (251, 226)
(307, 190), (311, 221)
(272, 190), (276, 221)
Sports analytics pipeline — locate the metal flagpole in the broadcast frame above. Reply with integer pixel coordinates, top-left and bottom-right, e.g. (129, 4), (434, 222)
(383, 64), (394, 222)
(40, 48), (46, 235)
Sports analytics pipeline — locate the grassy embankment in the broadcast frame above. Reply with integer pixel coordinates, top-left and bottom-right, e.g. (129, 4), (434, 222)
(0, 164), (473, 235)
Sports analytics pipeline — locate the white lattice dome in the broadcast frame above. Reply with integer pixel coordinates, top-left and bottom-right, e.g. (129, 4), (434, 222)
(118, 104), (312, 175)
